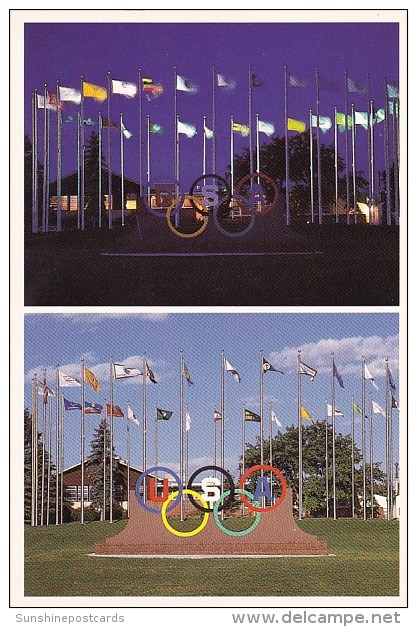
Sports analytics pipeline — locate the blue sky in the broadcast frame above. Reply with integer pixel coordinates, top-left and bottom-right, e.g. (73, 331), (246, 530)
(24, 312), (400, 480)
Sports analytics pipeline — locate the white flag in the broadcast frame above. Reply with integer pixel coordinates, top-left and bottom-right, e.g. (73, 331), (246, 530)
(114, 363), (142, 379)
(204, 124), (214, 139)
(112, 79), (137, 98)
(299, 361), (317, 380)
(37, 381), (55, 397)
(364, 363), (378, 389)
(186, 410), (191, 432)
(271, 410), (282, 428)
(216, 73), (236, 91)
(224, 357), (241, 383)
(326, 403), (344, 417)
(127, 404), (139, 425)
(121, 122), (133, 139)
(355, 111), (369, 130)
(59, 370), (81, 387)
(58, 86), (81, 104)
(176, 75), (198, 93)
(178, 120), (197, 138)
(372, 400), (386, 417)
(312, 115), (332, 133)
(257, 120), (275, 137)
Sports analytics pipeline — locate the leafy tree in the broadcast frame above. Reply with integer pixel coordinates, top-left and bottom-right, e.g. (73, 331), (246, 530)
(84, 131), (108, 222)
(241, 421), (386, 517)
(86, 418), (124, 519)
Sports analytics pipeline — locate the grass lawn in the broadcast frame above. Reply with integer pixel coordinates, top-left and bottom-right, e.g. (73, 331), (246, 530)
(24, 518), (399, 597)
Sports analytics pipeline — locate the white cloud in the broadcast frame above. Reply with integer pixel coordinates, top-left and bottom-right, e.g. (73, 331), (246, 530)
(269, 334), (399, 380)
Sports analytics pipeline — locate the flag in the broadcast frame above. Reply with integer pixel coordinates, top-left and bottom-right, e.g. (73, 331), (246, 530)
(37, 93), (63, 111)
(353, 401), (363, 414)
(214, 410), (222, 422)
(85, 402), (103, 415)
(127, 405), (139, 426)
(262, 357), (284, 375)
(83, 81), (107, 102)
(271, 410), (282, 428)
(59, 370), (81, 387)
(83, 117), (95, 126)
(121, 121), (133, 139)
(149, 122), (164, 134)
(287, 118), (306, 133)
(391, 395), (399, 410)
(233, 122), (250, 137)
(299, 361), (317, 380)
(251, 71), (262, 87)
(326, 403), (344, 417)
(347, 77), (366, 93)
(102, 117), (118, 129)
(364, 363), (378, 389)
(106, 404), (124, 418)
(257, 120), (275, 137)
(333, 362), (344, 388)
(183, 363), (194, 386)
(387, 366), (396, 391)
(156, 408), (173, 420)
(111, 79), (137, 98)
(204, 123), (214, 139)
(63, 115), (75, 123)
(37, 380), (55, 402)
(387, 83), (399, 98)
(374, 108), (385, 124)
(177, 120), (197, 138)
(301, 406), (314, 422)
(225, 358), (241, 382)
(355, 111), (369, 129)
(244, 409), (261, 423)
(217, 73), (236, 91)
(63, 398), (82, 411)
(58, 86), (81, 104)
(113, 363), (142, 379)
(84, 366), (100, 392)
(288, 74), (306, 88)
(142, 77), (164, 99)
(312, 115), (332, 133)
(372, 400), (386, 417)
(176, 75), (198, 93)
(336, 111), (353, 129)
(146, 361), (157, 384)
(186, 410), (191, 432)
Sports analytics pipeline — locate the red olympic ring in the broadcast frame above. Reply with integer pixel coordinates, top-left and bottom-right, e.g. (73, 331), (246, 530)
(238, 464), (287, 513)
(234, 172), (279, 216)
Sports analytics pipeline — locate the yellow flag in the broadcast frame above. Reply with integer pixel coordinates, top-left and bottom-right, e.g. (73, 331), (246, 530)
(287, 117), (306, 133)
(301, 406), (314, 421)
(83, 81), (107, 103)
(84, 366), (100, 392)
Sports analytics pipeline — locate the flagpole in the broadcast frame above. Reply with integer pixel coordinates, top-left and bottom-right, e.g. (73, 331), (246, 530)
(138, 68), (143, 197)
(55, 369), (61, 525)
(176, 114), (181, 227)
(31, 377), (36, 526)
(259, 351), (264, 506)
(60, 392), (64, 524)
(392, 97), (399, 226)
(56, 80), (62, 232)
(77, 111), (81, 230)
(107, 71), (113, 229)
(384, 78), (391, 226)
(32, 90), (39, 233)
(46, 397), (52, 524)
(367, 75), (372, 206)
(41, 370), (46, 525)
(284, 67), (290, 226)
(174, 67), (179, 227)
(42, 84), (48, 233)
(103, 400), (106, 521)
(309, 109), (314, 223)
(214, 406), (217, 469)
(230, 116), (234, 205)
(385, 358), (390, 520)
(109, 356), (114, 523)
(81, 359), (85, 524)
(203, 115), (207, 176)
(315, 68), (323, 225)
(351, 395), (355, 519)
(389, 389), (394, 519)
(370, 99), (375, 217)
(186, 403), (189, 498)
(212, 65), (216, 176)
(80, 76), (85, 231)
(127, 406), (131, 518)
(331, 353), (337, 520)
(180, 350), (184, 521)
(334, 106), (339, 224)
(361, 357), (366, 519)
(298, 350), (303, 520)
(147, 114), (151, 207)
(154, 404), (158, 470)
(142, 354), (147, 502)
(325, 402), (329, 518)
(248, 65), (253, 182)
(98, 112), (102, 228)
(369, 398), (374, 519)
(344, 71), (350, 225)
(120, 112), (125, 226)
(351, 103), (357, 224)
(256, 113), (260, 185)
(221, 350), (225, 514)
(34, 375), (39, 525)
(269, 402), (273, 495)
(242, 404), (246, 515)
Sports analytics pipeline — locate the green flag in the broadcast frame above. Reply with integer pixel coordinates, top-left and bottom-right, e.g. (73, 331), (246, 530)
(353, 401), (362, 414)
(150, 122), (164, 134)
(156, 408), (173, 420)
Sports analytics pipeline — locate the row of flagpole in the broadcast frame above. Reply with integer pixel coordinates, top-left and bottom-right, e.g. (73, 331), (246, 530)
(29, 350), (398, 526)
(31, 67), (400, 234)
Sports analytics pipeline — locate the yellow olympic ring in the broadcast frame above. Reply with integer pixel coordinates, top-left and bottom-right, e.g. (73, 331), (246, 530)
(161, 489), (210, 537)
(165, 196), (209, 239)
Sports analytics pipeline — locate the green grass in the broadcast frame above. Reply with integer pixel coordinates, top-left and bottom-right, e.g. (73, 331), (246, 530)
(24, 518), (399, 597)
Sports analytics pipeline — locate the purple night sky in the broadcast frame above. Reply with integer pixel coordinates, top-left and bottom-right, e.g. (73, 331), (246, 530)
(24, 21), (399, 191)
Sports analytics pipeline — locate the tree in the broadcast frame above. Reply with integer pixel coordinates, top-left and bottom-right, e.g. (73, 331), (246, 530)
(86, 418), (124, 519)
(24, 134), (43, 232)
(242, 421), (386, 517)
(84, 131), (108, 223)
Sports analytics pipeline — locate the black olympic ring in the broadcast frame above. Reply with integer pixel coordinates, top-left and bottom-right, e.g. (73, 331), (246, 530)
(186, 465), (235, 514)
(188, 174), (232, 216)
